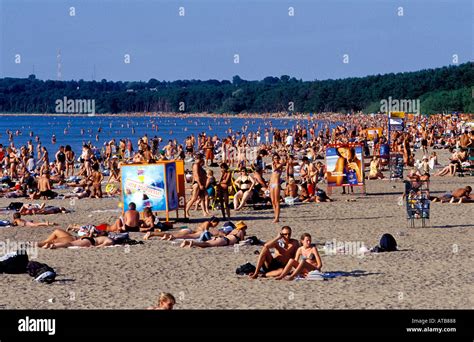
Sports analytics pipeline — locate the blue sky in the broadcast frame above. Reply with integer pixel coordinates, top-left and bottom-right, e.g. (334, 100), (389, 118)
(1, 0), (472, 81)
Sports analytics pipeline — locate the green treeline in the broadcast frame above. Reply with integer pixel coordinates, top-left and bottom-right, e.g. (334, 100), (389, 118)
(0, 62), (472, 114)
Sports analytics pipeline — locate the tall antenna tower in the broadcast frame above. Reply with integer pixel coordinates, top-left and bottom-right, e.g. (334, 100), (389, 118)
(57, 49), (62, 80)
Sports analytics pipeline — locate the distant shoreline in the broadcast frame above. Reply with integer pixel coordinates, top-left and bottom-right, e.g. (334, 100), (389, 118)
(0, 112), (305, 120)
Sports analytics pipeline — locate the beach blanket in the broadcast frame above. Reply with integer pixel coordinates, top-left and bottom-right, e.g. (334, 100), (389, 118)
(295, 271), (349, 281)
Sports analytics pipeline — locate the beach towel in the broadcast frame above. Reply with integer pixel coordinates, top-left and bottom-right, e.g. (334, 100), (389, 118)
(296, 271), (348, 281)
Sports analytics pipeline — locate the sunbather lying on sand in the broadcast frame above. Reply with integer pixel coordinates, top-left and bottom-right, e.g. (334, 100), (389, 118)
(37, 228), (113, 249)
(11, 213), (57, 227)
(180, 221), (247, 248)
(144, 216), (220, 240)
(19, 203), (69, 215)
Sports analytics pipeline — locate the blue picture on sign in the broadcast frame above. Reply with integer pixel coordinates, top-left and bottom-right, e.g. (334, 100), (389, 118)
(166, 163), (178, 210)
(121, 164), (166, 212)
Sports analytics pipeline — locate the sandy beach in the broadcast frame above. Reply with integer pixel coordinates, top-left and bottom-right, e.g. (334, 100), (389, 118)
(0, 148), (472, 310)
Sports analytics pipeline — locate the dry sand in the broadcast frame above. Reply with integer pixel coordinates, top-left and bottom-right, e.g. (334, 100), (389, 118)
(0, 149), (472, 310)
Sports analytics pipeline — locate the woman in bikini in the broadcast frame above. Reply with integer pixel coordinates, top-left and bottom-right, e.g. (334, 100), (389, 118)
(65, 145), (75, 177)
(180, 221), (247, 248)
(43, 235), (113, 249)
(233, 167), (255, 211)
(275, 233), (322, 280)
(144, 216), (220, 240)
(269, 153), (285, 223)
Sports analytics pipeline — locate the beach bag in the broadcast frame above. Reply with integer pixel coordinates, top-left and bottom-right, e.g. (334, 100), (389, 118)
(235, 263), (256, 275)
(26, 261), (56, 283)
(246, 236), (264, 246)
(108, 232), (130, 245)
(0, 250), (29, 274)
(198, 231), (213, 242)
(7, 202), (23, 211)
(379, 233), (397, 252)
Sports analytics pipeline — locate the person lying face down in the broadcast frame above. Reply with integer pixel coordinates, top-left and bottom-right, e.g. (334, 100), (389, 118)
(432, 186), (472, 203)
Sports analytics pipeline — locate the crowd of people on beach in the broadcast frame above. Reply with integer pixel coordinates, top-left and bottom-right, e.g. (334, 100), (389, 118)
(1, 112), (473, 289)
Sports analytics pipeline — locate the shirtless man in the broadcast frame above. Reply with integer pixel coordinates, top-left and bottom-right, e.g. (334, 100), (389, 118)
(115, 202), (141, 232)
(163, 140), (175, 160)
(32, 172), (57, 200)
(432, 186), (473, 204)
(185, 154), (209, 217)
(89, 163), (103, 198)
(250, 226), (300, 279)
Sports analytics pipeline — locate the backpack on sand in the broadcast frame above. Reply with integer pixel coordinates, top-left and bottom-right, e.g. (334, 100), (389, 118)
(372, 233), (397, 253)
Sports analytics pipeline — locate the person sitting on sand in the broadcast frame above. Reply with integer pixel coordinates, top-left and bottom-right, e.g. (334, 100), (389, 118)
(368, 156), (384, 180)
(275, 233), (322, 280)
(313, 187), (333, 203)
(30, 172), (58, 200)
(233, 167), (256, 211)
(180, 221), (247, 248)
(435, 149), (468, 176)
(11, 212), (57, 227)
(284, 177), (298, 199)
(108, 202), (141, 232)
(139, 207), (158, 232)
(249, 226), (300, 279)
(406, 168), (429, 192)
(145, 216), (220, 241)
(147, 292), (176, 310)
